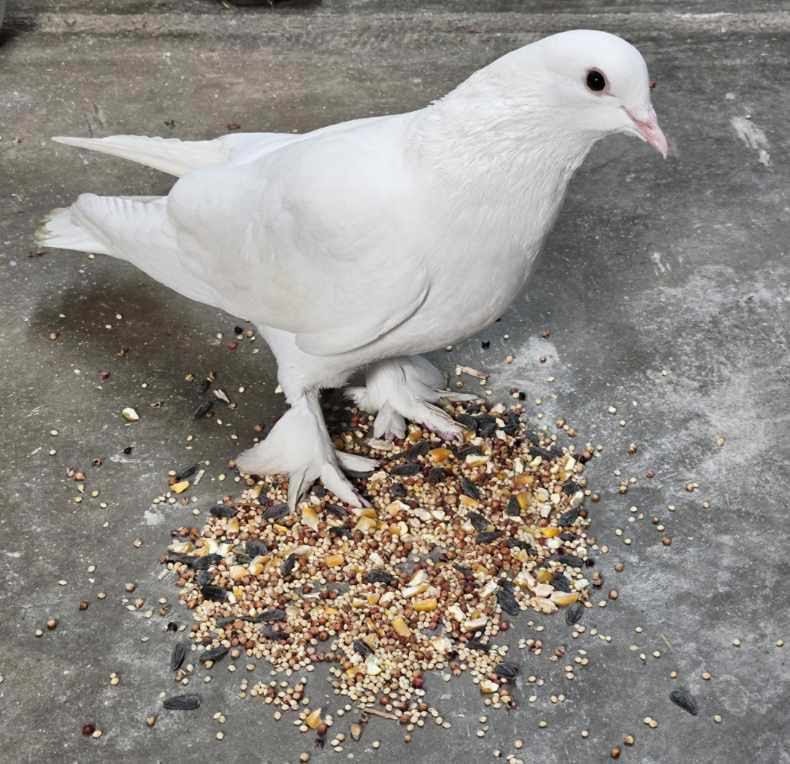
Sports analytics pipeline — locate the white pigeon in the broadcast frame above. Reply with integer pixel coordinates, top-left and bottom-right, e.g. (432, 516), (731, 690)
(38, 29), (666, 508)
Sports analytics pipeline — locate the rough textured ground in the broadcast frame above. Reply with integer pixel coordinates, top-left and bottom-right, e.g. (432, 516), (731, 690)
(1, 2), (789, 763)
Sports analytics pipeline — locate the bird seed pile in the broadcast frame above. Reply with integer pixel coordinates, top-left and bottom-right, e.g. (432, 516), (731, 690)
(162, 399), (596, 731)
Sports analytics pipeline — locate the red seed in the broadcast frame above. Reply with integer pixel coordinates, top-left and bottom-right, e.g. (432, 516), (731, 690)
(81, 723), (96, 736)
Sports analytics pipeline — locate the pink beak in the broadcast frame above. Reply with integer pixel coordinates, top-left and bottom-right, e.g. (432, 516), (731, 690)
(626, 107), (668, 158)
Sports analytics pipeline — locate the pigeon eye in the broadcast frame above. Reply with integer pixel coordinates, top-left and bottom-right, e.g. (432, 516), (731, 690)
(586, 69), (606, 93)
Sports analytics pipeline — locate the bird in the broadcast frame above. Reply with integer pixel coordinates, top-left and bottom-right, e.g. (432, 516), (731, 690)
(37, 29), (667, 509)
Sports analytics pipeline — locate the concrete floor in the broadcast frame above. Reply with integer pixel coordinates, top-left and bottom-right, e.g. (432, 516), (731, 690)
(1, 2), (789, 762)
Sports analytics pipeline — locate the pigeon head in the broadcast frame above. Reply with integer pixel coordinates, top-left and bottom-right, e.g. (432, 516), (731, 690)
(527, 30), (668, 157)
(444, 30), (667, 159)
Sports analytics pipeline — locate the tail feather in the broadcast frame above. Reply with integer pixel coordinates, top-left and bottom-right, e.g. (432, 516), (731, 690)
(38, 194), (222, 308)
(35, 206), (110, 254)
(52, 135), (226, 177)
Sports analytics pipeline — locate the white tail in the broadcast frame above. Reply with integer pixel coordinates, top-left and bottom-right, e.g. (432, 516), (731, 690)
(52, 135), (227, 177)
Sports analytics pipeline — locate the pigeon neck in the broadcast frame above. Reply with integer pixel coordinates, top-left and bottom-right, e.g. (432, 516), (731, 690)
(413, 93), (593, 206)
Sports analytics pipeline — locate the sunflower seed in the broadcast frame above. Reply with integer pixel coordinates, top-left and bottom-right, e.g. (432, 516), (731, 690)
(262, 503), (290, 521)
(460, 477), (481, 499)
(670, 688), (699, 716)
(201, 584), (228, 602)
(193, 400), (214, 419)
(170, 642), (187, 671)
(210, 504), (237, 518)
(365, 569), (397, 586)
(163, 693), (201, 711)
(392, 463), (421, 477)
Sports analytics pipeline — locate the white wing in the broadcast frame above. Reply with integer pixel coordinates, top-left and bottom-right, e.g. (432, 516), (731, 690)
(167, 114), (429, 356)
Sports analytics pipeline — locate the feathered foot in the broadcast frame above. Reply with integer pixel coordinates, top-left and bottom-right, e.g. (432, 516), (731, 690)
(235, 391), (376, 509)
(346, 356), (478, 442)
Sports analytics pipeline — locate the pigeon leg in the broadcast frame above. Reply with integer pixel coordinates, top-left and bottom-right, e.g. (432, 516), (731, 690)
(346, 356), (477, 442)
(235, 390), (373, 509)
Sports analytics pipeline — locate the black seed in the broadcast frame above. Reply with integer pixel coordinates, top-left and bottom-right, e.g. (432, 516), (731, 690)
(477, 530), (502, 544)
(201, 584), (228, 602)
(216, 617), (236, 627)
(497, 586), (520, 616)
(481, 340), (490, 350)
(353, 639), (373, 658)
(311, 483), (326, 498)
(249, 608), (286, 623)
(245, 540), (269, 558)
(455, 444), (481, 459)
(365, 569), (397, 586)
(193, 400), (214, 419)
(584, 558), (596, 567)
(405, 441), (431, 461)
(560, 531), (576, 541)
(466, 639), (490, 652)
(503, 413), (521, 434)
(456, 414), (478, 433)
(163, 694), (201, 711)
(565, 603), (584, 625)
(196, 570), (212, 587)
(325, 504), (349, 520)
(170, 642), (187, 671)
(551, 573), (571, 593)
(200, 645), (229, 664)
(460, 477), (480, 499)
(123, 445), (133, 455)
(260, 624), (288, 640)
(392, 463), (421, 477)
(166, 621), (179, 632)
(562, 481), (581, 496)
(192, 554), (223, 571)
(210, 504), (236, 518)
(281, 553), (297, 577)
(670, 688), (699, 716)
(468, 512), (489, 532)
(506, 538), (532, 552)
(494, 660), (520, 678)
(390, 483), (408, 497)
(558, 507), (582, 527)
(476, 416), (497, 437)
(506, 496), (521, 516)
(426, 467), (446, 484)
(234, 325), (244, 334)
(329, 526), (351, 538)
(556, 554), (585, 568)
(262, 503), (290, 521)
(174, 464), (198, 481)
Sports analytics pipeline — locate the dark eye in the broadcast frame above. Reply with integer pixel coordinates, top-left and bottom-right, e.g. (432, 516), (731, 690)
(586, 69), (606, 93)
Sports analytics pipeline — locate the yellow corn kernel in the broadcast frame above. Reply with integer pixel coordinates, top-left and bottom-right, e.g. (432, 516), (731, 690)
(536, 569), (553, 584)
(428, 447), (452, 464)
(354, 516), (378, 533)
(414, 598), (438, 612)
(539, 527), (561, 538)
(302, 505), (319, 531)
(392, 615), (412, 638)
(171, 480), (190, 494)
(551, 592), (579, 607)
(325, 553), (344, 567)
(459, 494), (481, 509)
(227, 517), (240, 534)
(514, 473), (535, 488)
(516, 491), (532, 510)
(305, 708), (323, 730)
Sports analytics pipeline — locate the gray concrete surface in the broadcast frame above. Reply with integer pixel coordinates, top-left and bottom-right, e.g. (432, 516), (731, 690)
(1, 2), (789, 762)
